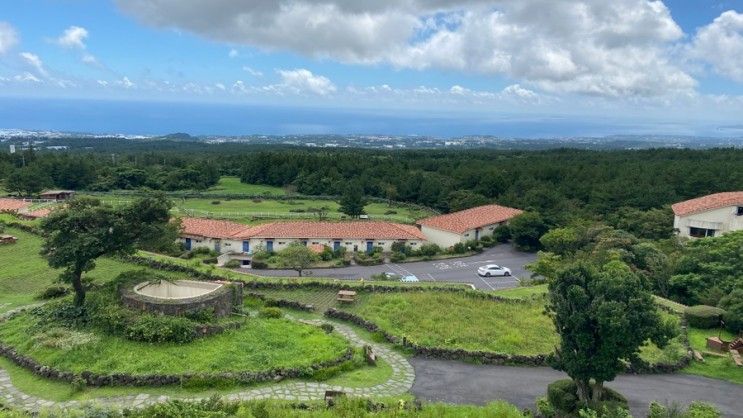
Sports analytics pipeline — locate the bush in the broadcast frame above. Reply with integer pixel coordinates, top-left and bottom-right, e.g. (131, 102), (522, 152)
(390, 252), (406, 262)
(191, 247), (218, 257)
(210, 200), (221, 205)
(320, 246), (335, 261)
(185, 308), (215, 323)
(684, 305), (726, 329)
(251, 260), (267, 269)
(718, 288), (743, 334)
(35, 285), (70, 300)
(223, 259), (241, 268)
(125, 315), (196, 343)
(546, 379), (627, 416)
(259, 307), (283, 318)
(648, 401), (721, 418)
(418, 243), (441, 257)
(320, 323), (334, 334)
(391, 241), (410, 254)
(450, 242), (467, 254)
(202, 257), (218, 265)
(493, 224), (512, 243)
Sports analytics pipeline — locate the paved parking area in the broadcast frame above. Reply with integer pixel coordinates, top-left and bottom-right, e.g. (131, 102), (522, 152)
(247, 245), (537, 290)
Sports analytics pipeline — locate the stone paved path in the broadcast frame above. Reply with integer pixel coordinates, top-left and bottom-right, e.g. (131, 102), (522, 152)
(0, 308), (414, 413)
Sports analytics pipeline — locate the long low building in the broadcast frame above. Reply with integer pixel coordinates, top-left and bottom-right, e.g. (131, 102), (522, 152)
(180, 217), (427, 255)
(416, 204), (523, 248)
(672, 191), (743, 238)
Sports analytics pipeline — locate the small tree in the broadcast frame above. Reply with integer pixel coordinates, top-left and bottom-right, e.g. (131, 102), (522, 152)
(6, 165), (51, 197)
(338, 182), (366, 218)
(279, 242), (318, 277)
(547, 259), (675, 407)
(508, 212), (548, 251)
(40, 195), (171, 306)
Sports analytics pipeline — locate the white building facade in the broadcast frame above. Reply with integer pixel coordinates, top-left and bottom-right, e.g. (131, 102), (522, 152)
(672, 192), (743, 238)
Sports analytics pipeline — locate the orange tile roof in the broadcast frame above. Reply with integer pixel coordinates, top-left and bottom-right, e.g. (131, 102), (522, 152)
(417, 204), (523, 234)
(245, 221), (426, 240)
(671, 192), (743, 216)
(179, 218), (425, 241)
(0, 199), (30, 212)
(180, 217), (255, 239)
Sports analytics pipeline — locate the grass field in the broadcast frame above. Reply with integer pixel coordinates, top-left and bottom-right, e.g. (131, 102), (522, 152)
(684, 327), (743, 384)
(204, 177), (286, 196)
(0, 312), (350, 376)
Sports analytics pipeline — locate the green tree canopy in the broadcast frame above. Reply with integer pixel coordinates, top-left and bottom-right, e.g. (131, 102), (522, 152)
(278, 242), (319, 277)
(547, 259), (675, 406)
(338, 182), (367, 218)
(508, 212), (548, 251)
(40, 194), (173, 306)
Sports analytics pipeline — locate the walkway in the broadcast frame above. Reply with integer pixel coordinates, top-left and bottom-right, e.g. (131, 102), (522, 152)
(0, 309), (414, 413)
(410, 358), (743, 418)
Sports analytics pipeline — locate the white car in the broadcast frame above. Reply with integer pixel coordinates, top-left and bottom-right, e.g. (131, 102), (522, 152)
(400, 275), (419, 282)
(477, 264), (512, 277)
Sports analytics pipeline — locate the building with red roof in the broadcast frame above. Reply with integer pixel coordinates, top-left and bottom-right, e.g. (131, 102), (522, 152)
(179, 217), (426, 256)
(672, 192), (743, 238)
(416, 204), (523, 248)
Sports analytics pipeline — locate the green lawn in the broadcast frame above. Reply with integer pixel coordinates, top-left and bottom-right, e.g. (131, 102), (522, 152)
(683, 327), (743, 384)
(0, 227), (189, 314)
(0, 312), (350, 376)
(204, 177), (286, 196)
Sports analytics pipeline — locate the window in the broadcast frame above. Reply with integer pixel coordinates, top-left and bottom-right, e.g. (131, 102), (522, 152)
(312, 241), (319, 245)
(279, 241), (285, 245)
(737, 206), (743, 216)
(689, 227), (716, 238)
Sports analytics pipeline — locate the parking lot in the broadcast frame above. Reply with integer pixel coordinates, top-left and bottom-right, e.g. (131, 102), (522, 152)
(248, 245), (538, 290)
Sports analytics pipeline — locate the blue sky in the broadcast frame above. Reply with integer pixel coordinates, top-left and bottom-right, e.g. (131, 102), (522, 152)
(1, 0), (743, 136)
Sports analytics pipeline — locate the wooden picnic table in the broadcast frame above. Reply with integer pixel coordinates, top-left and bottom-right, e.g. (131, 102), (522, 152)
(337, 290), (357, 303)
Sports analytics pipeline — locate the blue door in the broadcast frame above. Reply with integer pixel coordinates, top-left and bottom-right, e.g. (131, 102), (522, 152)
(266, 240), (274, 252)
(366, 241), (374, 253)
(184, 238), (191, 250)
(242, 240), (250, 253)
(302, 240), (308, 246)
(333, 241), (341, 251)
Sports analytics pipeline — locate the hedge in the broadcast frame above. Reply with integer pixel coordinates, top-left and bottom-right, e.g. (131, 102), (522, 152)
(684, 305), (726, 329)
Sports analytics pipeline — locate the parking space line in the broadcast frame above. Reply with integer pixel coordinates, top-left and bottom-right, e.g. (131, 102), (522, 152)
(478, 275), (496, 291)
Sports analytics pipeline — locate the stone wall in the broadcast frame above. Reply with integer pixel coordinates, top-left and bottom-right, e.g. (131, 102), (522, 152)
(120, 281), (243, 318)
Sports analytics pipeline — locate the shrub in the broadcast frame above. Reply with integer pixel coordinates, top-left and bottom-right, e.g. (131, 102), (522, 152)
(418, 243), (441, 257)
(202, 257), (218, 265)
(493, 224), (512, 243)
(390, 252), (406, 262)
(480, 235), (493, 243)
(648, 401), (721, 418)
(450, 242), (467, 254)
(210, 200), (221, 205)
(391, 241), (409, 254)
(547, 379), (627, 415)
(384, 210), (398, 215)
(320, 246), (335, 261)
(259, 307), (283, 318)
(125, 315), (196, 343)
(251, 260), (268, 269)
(185, 308), (215, 323)
(320, 323), (334, 334)
(684, 305), (726, 329)
(36, 285), (70, 300)
(718, 288), (743, 334)
(223, 259), (241, 268)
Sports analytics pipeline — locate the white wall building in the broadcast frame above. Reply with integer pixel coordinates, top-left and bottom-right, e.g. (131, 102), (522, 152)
(672, 192), (743, 238)
(416, 204), (523, 249)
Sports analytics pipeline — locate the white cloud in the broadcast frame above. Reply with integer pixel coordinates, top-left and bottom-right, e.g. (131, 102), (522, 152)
(275, 68), (336, 95)
(19, 52), (48, 77)
(228, 48), (238, 58)
(687, 10), (743, 82)
(57, 26), (89, 49)
(97, 80), (109, 86)
(13, 72), (41, 83)
(82, 53), (100, 66)
(0, 22), (18, 54)
(117, 0), (695, 97)
(501, 84), (539, 102)
(242, 66), (263, 77)
(215, 82), (226, 90)
(116, 76), (135, 88)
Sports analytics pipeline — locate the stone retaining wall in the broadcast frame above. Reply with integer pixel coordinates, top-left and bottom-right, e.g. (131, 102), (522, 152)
(120, 281), (243, 318)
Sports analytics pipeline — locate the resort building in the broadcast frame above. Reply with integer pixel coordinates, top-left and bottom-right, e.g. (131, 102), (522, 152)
(179, 217), (427, 256)
(417, 204), (523, 248)
(672, 192), (743, 238)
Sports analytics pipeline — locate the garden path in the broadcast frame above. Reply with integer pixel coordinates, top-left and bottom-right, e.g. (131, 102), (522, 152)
(0, 307), (414, 413)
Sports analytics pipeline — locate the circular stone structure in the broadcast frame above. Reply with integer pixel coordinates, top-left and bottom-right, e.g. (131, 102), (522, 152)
(121, 279), (242, 318)
(134, 280), (223, 300)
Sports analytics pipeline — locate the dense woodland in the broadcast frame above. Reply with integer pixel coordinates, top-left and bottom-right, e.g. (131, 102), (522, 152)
(1, 142), (741, 227)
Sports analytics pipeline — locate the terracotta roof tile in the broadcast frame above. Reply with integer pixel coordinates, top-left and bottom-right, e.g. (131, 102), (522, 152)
(179, 217), (425, 241)
(417, 204), (523, 234)
(0, 199), (30, 212)
(671, 192), (743, 216)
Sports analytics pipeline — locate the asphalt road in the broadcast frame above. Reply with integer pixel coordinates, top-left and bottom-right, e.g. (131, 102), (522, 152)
(410, 358), (743, 417)
(247, 245), (537, 290)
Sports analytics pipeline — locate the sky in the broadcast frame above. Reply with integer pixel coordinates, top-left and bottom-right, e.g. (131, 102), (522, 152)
(1, 0), (743, 137)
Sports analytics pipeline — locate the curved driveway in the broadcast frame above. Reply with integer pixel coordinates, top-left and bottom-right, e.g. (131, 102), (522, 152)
(410, 358), (743, 417)
(247, 245), (537, 290)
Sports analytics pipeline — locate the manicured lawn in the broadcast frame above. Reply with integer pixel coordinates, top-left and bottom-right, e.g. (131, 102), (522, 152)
(0, 312), (350, 376)
(0, 227), (190, 314)
(683, 327), (743, 384)
(204, 177), (286, 196)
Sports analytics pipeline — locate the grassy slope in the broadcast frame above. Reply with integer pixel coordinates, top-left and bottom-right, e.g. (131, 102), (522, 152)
(0, 227), (189, 314)
(0, 313), (349, 375)
(684, 327), (743, 384)
(204, 177), (286, 196)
